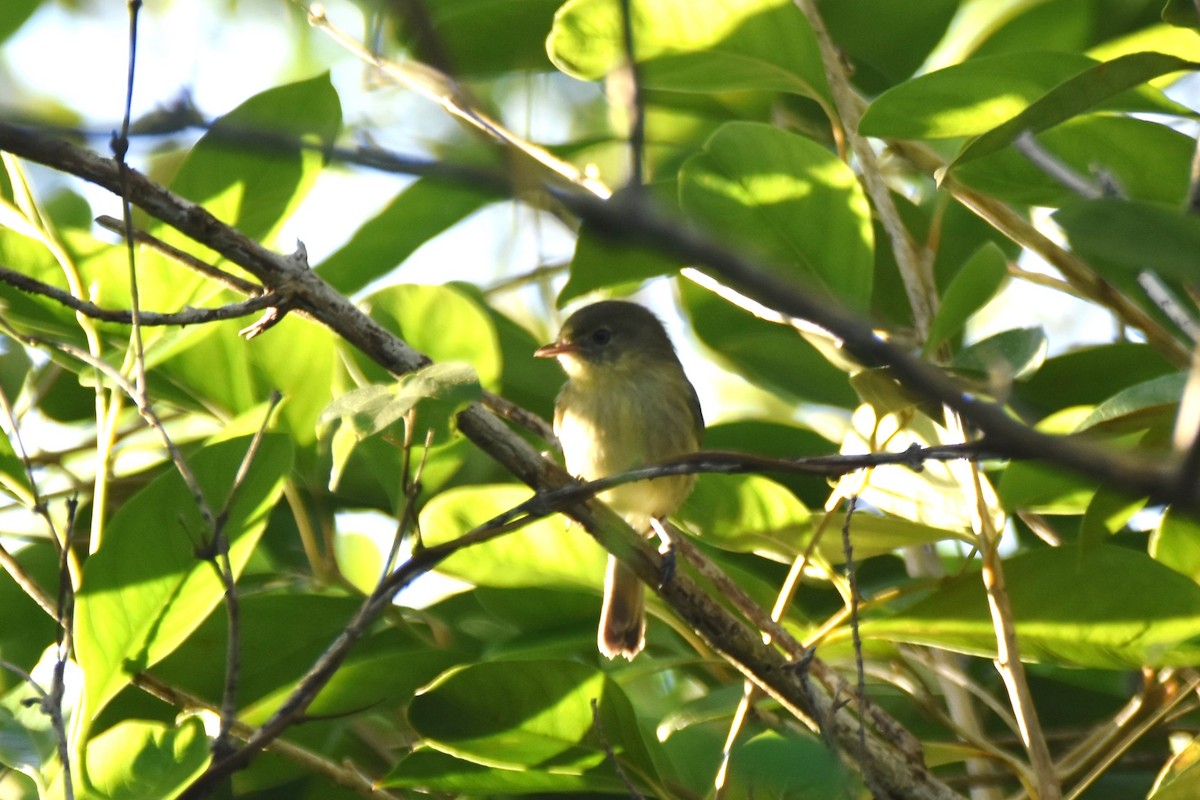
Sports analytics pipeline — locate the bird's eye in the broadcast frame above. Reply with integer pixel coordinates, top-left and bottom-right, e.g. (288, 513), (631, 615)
(591, 328), (612, 345)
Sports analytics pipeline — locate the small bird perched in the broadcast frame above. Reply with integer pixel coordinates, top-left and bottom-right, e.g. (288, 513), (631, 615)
(535, 300), (703, 659)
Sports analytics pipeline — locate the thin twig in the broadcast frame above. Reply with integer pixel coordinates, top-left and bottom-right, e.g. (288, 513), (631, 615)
(591, 698), (646, 799)
(617, 0), (645, 187)
(206, 391), (282, 760)
(96, 215), (263, 296)
(0, 263), (280, 325)
(840, 495), (867, 762)
(114, 0), (147, 398)
(304, 3), (611, 199)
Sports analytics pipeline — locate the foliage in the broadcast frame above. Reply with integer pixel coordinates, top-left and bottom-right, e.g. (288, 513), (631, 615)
(1, 1), (1200, 799)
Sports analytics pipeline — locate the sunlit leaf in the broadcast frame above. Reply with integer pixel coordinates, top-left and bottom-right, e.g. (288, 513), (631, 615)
(862, 545), (1200, 668)
(680, 122), (874, 310)
(419, 485), (605, 588)
(74, 435), (292, 724)
(408, 659), (656, 780)
(165, 72), (341, 248)
(83, 718), (209, 800)
(1151, 508), (1200, 585)
(860, 52), (1189, 140)
(363, 284), (502, 390)
(549, 0), (830, 104)
(950, 52), (1198, 168)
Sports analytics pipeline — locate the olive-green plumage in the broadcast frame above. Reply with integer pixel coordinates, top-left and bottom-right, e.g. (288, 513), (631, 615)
(536, 300), (703, 659)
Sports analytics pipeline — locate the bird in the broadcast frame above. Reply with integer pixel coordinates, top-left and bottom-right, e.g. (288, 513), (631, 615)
(535, 300), (703, 659)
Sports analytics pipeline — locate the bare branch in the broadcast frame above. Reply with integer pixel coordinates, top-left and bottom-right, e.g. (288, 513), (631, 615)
(0, 263), (280, 326)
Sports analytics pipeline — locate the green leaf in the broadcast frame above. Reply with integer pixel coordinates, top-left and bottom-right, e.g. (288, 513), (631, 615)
(860, 51), (1189, 140)
(153, 593), (460, 727)
(321, 362), (481, 440)
(678, 474), (810, 561)
(400, 0), (564, 76)
(726, 731), (859, 799)
(680, 279), (859, 408)
(953, 327), (1048, 381)
(74, 435), (292, 724)
(559, 185), (683, 306)
(385, 748), (617, 793)
(1151, 507), (1200, 584)
(862, 545), (1200, 668)
(950, 51), (1199, 169)
(0, 0), (39, 43)
(408, 660), (656, 780)
(954, 116), (1194, 207)
(420, 484), (605, 588)
(925, 243), (1009, 354)
(363, 284), (502, 390)
(1163, 0), (1200, 29)
(166, 73), (342, 246)
(548, 0), (830, 104)
(820, 0), (960, 92)
(1076, 372), (1184, 432)
(82, 718), (209, 800)
(1018, 342), (1176, 417)
(316, 179), (500, 295)
(321, 362), (481, 488)
(1055, 198), (1200, 285)
(680, 122), (874, 310)
(997, 408), (1098, 514)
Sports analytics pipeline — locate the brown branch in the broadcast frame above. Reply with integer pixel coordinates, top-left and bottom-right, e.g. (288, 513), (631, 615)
(0, 263), (280, 326)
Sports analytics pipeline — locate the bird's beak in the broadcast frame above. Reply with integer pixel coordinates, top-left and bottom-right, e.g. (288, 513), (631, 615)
(534, 341), (575, 358)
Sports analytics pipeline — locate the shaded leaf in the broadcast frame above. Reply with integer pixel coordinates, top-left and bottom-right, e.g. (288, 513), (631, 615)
(925, 242), (1009, 354)
(1055, 198), (1200, 285)
(400, 0), (563, 76)
(820, 0), (960, 92)
(954, 115), (1194, 208)
(953, 327), (1048, 381)
(559, 184), (683, 305)
(680, 279), (859, 407)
